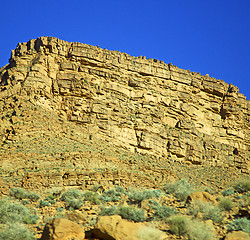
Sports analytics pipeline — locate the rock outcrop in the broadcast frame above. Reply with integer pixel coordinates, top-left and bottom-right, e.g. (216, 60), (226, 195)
(0, 37), (249, 172)
(40, 218), (85, 240)
(93, 215), (166, 240)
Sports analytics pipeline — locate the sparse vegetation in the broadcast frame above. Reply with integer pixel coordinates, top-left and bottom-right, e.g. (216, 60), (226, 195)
(99, 205), (146, 222)
(9, 188), (40, 202)
(222, 188), (234, 196)
(136, 225), (165, 240)
(233, 179), (250, 193)
(164, 179), (193, 201)
(167, 215), (215, 239)
(227, 217), (250, 234)
(99, 186), (126, 202)
(187, 200), (223, 223)
(218, 197), (233, 211)
(167, 215), (189, 236)
(83, 191), (101, 205)
(0, 224), (35, 240)
(151, 203), (177, 221)
(128, 188), (162, 204)
(0, 198), (38, 224)
(38, 200), (50, 208)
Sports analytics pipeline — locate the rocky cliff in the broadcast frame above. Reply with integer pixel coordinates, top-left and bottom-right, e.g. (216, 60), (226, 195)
(0, 36), (249, 173)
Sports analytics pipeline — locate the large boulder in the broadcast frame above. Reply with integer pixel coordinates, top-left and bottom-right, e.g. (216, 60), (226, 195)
(224, 231), (250, 240)
(186, 191), (217, 205)
(93, 215), (167, 240)
(40, 218), (85, 240)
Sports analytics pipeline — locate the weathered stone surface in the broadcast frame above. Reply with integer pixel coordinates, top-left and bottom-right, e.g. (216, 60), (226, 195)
(224, 231), (250, 240)
(40, 218), (85, 240)
(93, 215), (166, 240)
(0, 37), (249, 173)
(186, 191), (217, 205)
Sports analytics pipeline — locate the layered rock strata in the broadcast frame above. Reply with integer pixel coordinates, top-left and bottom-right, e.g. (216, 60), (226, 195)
(0, 37), (249, 172)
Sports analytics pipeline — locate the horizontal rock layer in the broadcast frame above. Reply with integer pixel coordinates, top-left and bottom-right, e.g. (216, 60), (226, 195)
(0, 37), (249, 172)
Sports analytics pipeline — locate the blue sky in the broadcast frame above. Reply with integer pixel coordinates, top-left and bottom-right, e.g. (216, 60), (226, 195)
(1, 0), (249, 100)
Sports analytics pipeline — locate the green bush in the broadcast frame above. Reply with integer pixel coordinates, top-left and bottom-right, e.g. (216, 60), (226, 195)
(99, 205), (119, 216)
(60, 188), (84, 201)
(60, 188), (84, 209)
(9, 188), (27, 200)
(128, 189), (162, 204)
(27, 192), (40, 202)
(233, 179), (250, 193)
(167, 215), (189, 236)
(167, 215), (215, 239)
(100, 186), (126, 202)
(38, 200), (50, 208)
(65, 198), (84, 210)
(99, 205), (146, 222)
(0, 224), (35, 240)
(187, 219), (215, 240)
(222, 188), (234, 196)
(119, 206), (146, 222)
(136, 225), (165, 240)
(227, 217), (250, 234)
(9, 188), (40, 202)
(187, 200), (223, 223)
(152, 204), (177, 221)
(218, 198), (233, 211)
(0, 198), (38, 224)
(164, 179), (193, 201)
(83, 191), (101, 204)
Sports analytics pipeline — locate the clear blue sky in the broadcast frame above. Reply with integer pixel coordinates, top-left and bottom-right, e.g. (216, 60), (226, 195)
(1, 0), (249, 100)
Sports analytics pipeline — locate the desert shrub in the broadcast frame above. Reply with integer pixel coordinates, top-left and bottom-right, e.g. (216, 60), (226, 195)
(45, 198), (56, 204)
(99, 205), (119, 216)
(187, 200), (223, 223)
(227, 217), (250, 234)
(65, 198), (84, 210)
(0, 224), (35, 240)
(0, 198), (38, 224)
(119, 206), (146, 222)
(60, 188), (84, 201)
(9, 188), (27, 200)
(60, 188), (84, 209)
(99, 205), (146, 222)
(167, 215), (189, 236)
(222, 188), (234, 196)
(83, 191), (101, 204)
(100, 186), (126, 202)
(187, 219), (215, 240)
(136, 225), (165, 240)
(219, 198), (233, 211)
(128, 189), (162, 204)
(26, 192), (40, 202)
(151, 204), (177, 221)
(56, 207), (64, 212)
(167, 215), (214, 239)
(9, 188), (40, 201)
(233, 179), (250, 193)
(164, 179), (193, 201)
(38, 200), (50, 208)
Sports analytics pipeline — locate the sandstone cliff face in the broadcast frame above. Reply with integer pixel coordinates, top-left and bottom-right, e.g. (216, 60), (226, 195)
(0, 37), (249, 172)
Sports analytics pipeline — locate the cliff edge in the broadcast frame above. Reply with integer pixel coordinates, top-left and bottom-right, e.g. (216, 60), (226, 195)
(0, 37), (249, 173)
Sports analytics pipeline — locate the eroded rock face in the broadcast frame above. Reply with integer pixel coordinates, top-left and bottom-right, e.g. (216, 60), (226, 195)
(0, 37), (249, 172)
